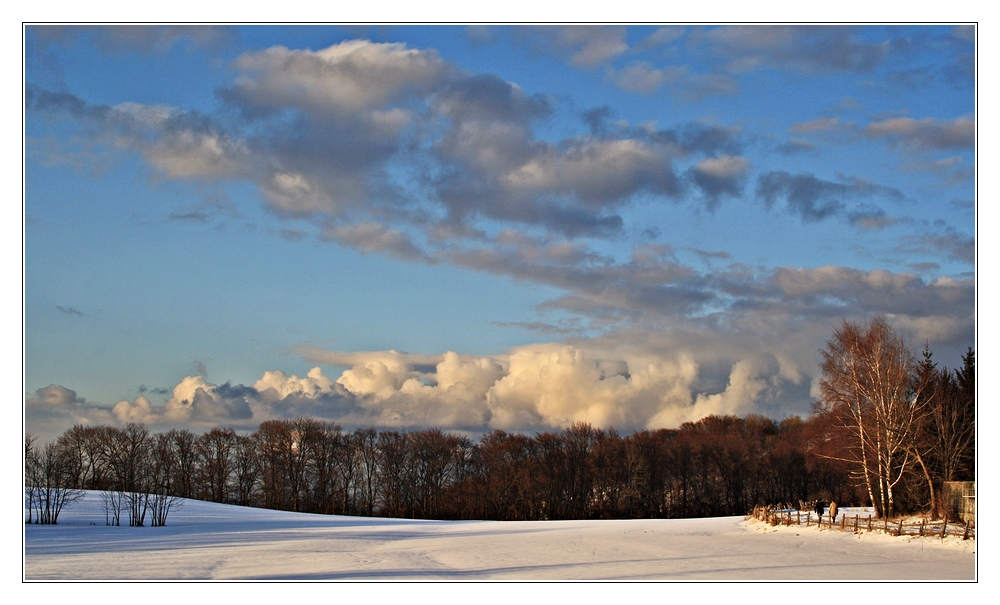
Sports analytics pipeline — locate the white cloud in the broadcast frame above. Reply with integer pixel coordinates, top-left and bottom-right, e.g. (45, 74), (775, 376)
(227, 40), (450, 118)
(253, 367), (336, 399)
(608, 62), (673, 94)
(526, 26), (629, 68)
(693, 155), (750, 179)
(302, 343), (789, 432)
(322, 223), (429, 261)
(26, 384), (83, 409)
(112, 395), (155, 424)
(862, 115), (974, 150)
(487, 344), (700, 430)
(503, 138), (674, 206)
(144, 131), (245, 180)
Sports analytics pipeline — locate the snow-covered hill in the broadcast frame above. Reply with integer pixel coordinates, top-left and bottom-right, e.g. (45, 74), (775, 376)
(24, 491), (975, 581)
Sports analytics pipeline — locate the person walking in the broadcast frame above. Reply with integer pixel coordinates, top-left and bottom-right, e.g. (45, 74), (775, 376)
(830, 500), (838, 523)
(815, 500), (825, 522)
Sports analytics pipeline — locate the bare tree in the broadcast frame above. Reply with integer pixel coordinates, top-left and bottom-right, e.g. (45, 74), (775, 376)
(101, 489), (126, 526)
(232, 434), (261, 507)
(165, 428), (198, 499)
(196, 428), (239, 503)
(55, 425), (110, 490)
(103, 423), (154, 526)
(376, 431), (411, 517)
(254, 418), (316, 512)
(354, 428), (379, 516)
(148, 432), (183, 526)
(25, 439), (84, 524)
(820, 315), (925, 518)
(25, 433), (38, 524)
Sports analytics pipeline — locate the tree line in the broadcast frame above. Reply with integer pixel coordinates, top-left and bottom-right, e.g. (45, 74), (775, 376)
(19, 411), (907, 524)
(25, 318), (973, 525)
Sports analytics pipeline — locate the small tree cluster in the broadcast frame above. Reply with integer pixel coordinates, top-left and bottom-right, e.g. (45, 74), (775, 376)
(29, 423), (183, 527)
(24, 434), (83, 524)
(818, 314), (975, 519)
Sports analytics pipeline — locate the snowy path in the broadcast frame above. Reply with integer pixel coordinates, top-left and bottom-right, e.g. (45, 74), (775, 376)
(24, 492), (976, 581)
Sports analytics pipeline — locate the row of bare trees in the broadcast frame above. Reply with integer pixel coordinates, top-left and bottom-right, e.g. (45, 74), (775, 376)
(29, 413), (865, 522)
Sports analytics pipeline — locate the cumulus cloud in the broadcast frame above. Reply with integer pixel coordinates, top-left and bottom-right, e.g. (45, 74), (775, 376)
(654, 122), (743, 157)
(321, 222), (431, 262)
(435, 73), (552, 125)
(112, 395), (156, 424)
(847, 207), (900, 231)
(431, 110), (684, 236)
(516, 26), (629, 68)
(688, 155), (750, 208)
(502, 139), (680, 206)
(776, 138), (816, 155)
(601, 66), (739, 102)
(220, 40), (450, 119)
(769, 266), (974, 321)
(694, 25), (890, 74)
(294, 343), (804, 432)
(26, 385), (116, 441)
(26, 384), (85, 409)
(636, 27), (687, 50)
(26, 85), (249, 182)
(486, 344), (698, 430)
(788, 116), (845, 134)
(669, 72), (740, 102)
(862, 115), (974, 151)
(898, 227), (975, 265)
(756, 171), (903, 224)
(899, 156), (972, 184)
(607, 62), (673, 94)
(30, 25), (238, 57)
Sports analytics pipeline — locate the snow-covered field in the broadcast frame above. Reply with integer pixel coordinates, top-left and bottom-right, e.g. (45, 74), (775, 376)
(24, 491), (975, 581)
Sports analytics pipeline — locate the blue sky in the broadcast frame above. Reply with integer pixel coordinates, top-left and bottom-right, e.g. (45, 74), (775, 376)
(24, 24), (976, 441)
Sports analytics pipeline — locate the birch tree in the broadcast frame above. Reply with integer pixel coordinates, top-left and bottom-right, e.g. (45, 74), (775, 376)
(820, 315), (924, 518)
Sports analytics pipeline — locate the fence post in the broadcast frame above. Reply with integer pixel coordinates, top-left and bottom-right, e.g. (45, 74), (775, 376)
(941, 518), (948, 539)
(840, 515), (846, 531)
(919, 519), (925, 536)
(963, 523), (970, 540)
(797, 510), (800, 525)
(853, 515), (858, 532)
(867, 516), (872, 532)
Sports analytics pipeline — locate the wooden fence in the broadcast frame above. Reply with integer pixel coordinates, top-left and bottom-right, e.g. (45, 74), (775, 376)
(749, 506), (975, 540)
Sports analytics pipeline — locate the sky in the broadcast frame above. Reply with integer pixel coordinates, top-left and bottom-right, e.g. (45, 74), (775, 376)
(24, 494), (976, 582)
(23, 24), (976, 442)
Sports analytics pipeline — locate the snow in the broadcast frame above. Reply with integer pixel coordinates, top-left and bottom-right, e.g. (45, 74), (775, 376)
(23, 491), (975, 581)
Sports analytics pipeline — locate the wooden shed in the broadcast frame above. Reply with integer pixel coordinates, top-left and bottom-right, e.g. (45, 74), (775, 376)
(942, 481), (975, 525)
